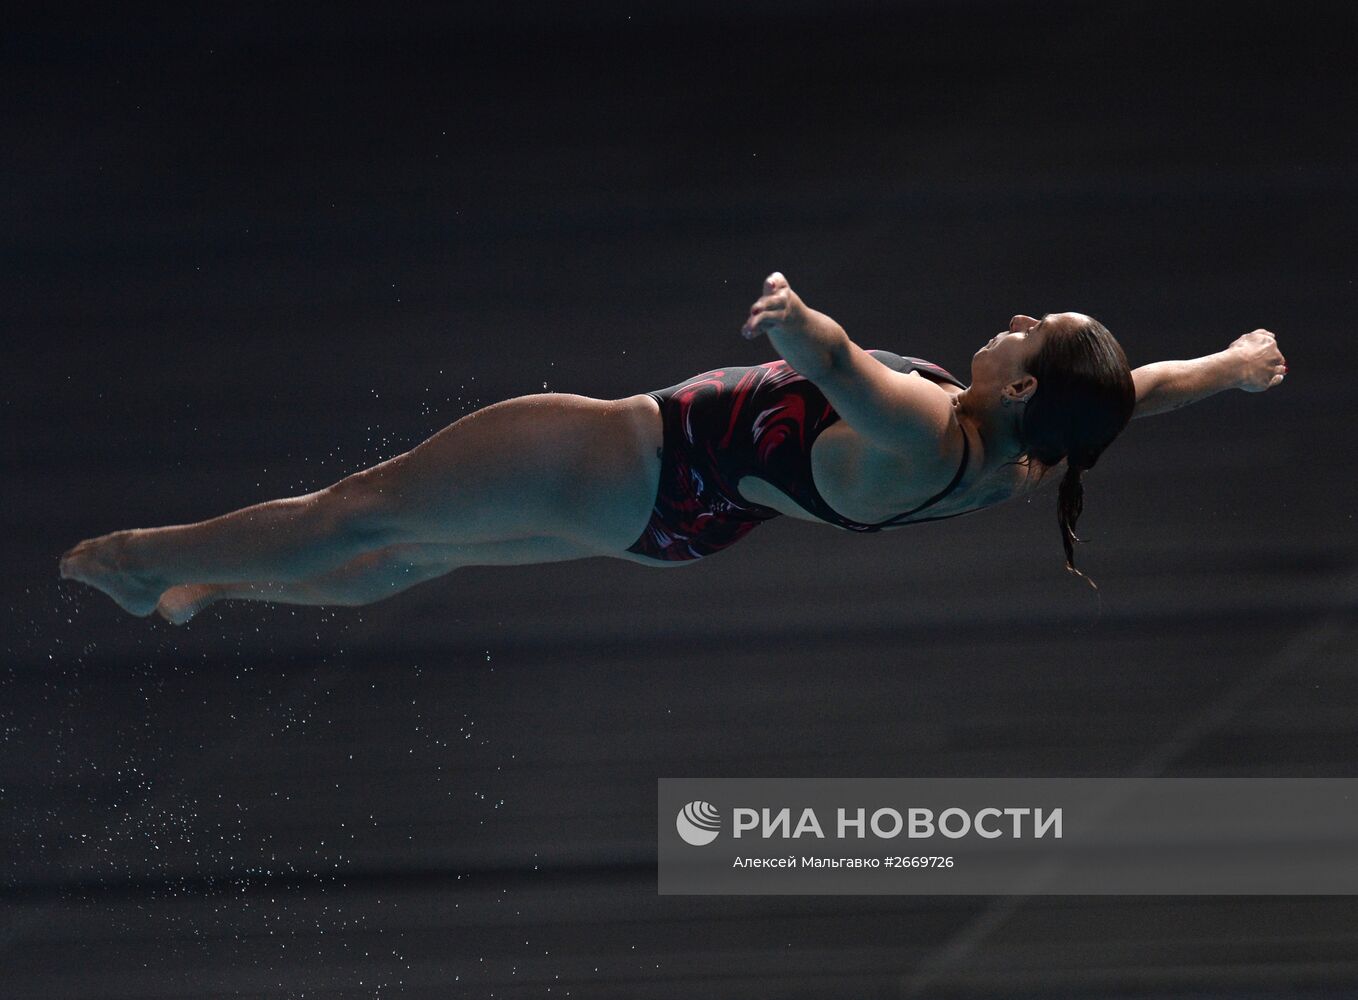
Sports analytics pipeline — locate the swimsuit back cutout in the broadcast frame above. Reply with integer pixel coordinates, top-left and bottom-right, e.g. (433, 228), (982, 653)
(626, 350), (971, 561)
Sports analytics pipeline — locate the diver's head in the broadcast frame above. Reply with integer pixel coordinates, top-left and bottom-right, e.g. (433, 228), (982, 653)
(972, 312), (1136, 583)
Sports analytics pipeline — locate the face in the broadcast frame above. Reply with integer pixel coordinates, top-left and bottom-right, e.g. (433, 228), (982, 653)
(971, 312), (1086, 394)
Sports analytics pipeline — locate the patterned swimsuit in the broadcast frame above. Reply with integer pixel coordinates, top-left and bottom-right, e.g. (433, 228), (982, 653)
(626, 350), (971, 562)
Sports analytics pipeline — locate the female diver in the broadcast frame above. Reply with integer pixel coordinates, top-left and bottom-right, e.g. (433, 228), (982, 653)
(59, 272), (1287, 623)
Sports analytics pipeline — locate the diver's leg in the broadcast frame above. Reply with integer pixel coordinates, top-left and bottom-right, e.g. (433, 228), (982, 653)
(154, 536), (599, 624)
(60, 479), (394, 617)
(59, 393), (661, 616)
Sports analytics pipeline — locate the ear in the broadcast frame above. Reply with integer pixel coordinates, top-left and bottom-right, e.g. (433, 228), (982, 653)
(1002, 373), (1038, 406)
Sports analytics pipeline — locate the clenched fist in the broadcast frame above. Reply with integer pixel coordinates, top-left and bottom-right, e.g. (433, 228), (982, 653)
(1228, 329), (1287, 392)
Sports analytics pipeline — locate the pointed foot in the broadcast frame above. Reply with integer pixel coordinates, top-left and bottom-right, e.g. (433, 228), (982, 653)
(58, 531), (166, 617)
(155, 584), (221, 625)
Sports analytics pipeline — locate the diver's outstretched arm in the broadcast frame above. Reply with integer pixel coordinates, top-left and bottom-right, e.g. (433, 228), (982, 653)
(1131, 329), (1286, 419)
(740, 270), (849, 377)
(740, 272), (955, 454)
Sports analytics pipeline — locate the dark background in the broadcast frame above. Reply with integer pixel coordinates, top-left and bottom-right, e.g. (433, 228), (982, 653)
(5, 2), (1357, 997)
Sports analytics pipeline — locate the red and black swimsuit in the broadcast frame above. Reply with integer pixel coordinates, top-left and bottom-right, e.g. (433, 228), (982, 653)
(626, 350), (971, 562)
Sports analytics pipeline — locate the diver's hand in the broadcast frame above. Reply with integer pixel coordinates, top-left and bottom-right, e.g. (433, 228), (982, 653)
(741, 272), (808, 340)
(1227, 329), (1287, 391)
(740, 272), (852, 377)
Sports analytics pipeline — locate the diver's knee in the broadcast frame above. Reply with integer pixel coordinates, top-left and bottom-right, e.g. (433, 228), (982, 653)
(319, 470), (406, 545)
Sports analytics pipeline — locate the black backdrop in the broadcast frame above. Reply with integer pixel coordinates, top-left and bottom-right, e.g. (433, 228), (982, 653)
(6, 3), (1358, 997)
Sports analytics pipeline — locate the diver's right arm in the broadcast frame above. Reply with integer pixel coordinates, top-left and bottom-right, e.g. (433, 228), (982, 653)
(741, 271), (850, 378)
(741, 272), (955, 455)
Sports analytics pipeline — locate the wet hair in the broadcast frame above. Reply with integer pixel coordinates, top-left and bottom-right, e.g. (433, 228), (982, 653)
(1019, 316), (1135, 587)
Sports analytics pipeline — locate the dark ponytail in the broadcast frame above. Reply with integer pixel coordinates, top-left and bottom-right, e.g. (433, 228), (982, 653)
(1020, 317), (1135, 586)
(1057, 462), (1089, 587)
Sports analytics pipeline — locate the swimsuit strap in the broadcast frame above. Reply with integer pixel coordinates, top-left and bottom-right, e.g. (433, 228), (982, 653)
(867, 421), (970, 528)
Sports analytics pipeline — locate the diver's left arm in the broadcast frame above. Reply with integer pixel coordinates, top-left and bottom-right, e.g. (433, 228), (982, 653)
(1131, 329), (1286, 419)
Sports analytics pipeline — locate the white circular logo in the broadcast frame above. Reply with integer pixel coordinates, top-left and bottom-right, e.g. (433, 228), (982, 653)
(676, 800), (721, 846)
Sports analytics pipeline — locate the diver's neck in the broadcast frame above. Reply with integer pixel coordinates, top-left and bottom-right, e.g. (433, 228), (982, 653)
(951, 388), (1023, 474)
